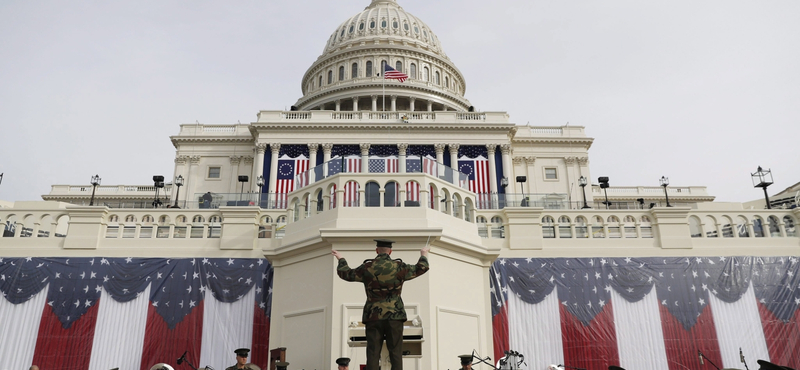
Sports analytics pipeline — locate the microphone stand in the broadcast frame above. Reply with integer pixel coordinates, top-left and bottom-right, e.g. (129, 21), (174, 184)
(740, 348), (750, 370)
(471, 349), (499, 370)
(698, 351), (720, 370)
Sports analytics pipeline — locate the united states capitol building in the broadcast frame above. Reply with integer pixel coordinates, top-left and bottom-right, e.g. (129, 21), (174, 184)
(1, 1), (798, 370)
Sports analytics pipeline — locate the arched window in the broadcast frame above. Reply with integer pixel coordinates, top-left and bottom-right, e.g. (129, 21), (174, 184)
(592, 216), (605, 238)
(384, 182), (399, 207)
(109, 215), (119, 223)
(542, 216), (555, 238)
(395, 61), (402, 73)
(349, 25), (354, 34)
(423, 67), (429, 81)
(328, 70), (333, 84)
(352, 63), (358, 79)
(370, 20), (376, 29)
(736, 216), (749, 237)
(339, 66), (345, 81)
(689, 216), (702, 238)
(365, 182), (380, 207)
(768, 216), (781, 237)
(476, 216), (487, 223)
(575, 216), (588, 238)
(445, 76), (449, 88)
(392, 20), (398, 29)
(381, 60), (388, 75)
(125, 215), (136, 223)
(558, 216), (572, 238)
(435, 71), (440, 85)
(721, 216), (734, 237)
(359, 22), (365, 31)
(381, 19), (387, 28)
(784, 216), (796, 237)
(705, 216), (718, 237)
(410, 63), (416, 79)
(192, 215), (204, 224)
(753, 217), (765, 237)
(403, 22), (409, 31)
(366, 61), (373, 77)
(318, 75), (322, 88)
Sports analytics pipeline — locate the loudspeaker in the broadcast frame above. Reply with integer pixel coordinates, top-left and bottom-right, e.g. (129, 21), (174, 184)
(516, 176), (527, 183)
(238, 175), (249, 182)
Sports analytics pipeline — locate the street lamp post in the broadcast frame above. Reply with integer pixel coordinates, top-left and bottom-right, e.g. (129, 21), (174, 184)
(579, 176), (590, 209)
(516, 176), (527, 206)
(256, 175), (265, 207)
(751, 166), (774, 209)
(89, 174), (101, 206)
(660, 176), (672, 207)
(598, 177), (610, 209)
(173, 175), (184, 208)
(152, 175), (165, 208)
(238, 175), (249, 202)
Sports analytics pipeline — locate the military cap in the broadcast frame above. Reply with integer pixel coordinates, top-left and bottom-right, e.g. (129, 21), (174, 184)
(275, 361), (290, 370)
(374, 239), (395, 248)
(459, 354), (473, 365)
(758, 360), (794, 370)
(234, 348), (250, 357)
(336, 357), (351, 366)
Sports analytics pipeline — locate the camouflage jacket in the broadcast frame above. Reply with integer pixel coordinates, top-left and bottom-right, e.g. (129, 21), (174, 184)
(337, 253), (429, 322)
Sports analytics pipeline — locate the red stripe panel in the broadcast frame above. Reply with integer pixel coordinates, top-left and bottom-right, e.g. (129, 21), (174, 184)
(251, 304), (271, 368)
(759, 302), (800, 369)
(659, 303), (722, 370)
(139, 300), (204, 370)
(33, 300), (100, 370)
(492, 304), (510, 363)
(560, 301), (619, 370)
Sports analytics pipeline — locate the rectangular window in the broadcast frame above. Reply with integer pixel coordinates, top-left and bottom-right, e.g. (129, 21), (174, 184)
(544, 168), (558, 180)
(190, 226), (204, 238)
(208, 167), (221, 179)
(140, 226), (153, 238)
(173, 226), (187, 238)
(156, 226), (170, 238)
(106, 226), (119, 238)
(122, 226), (136, 238)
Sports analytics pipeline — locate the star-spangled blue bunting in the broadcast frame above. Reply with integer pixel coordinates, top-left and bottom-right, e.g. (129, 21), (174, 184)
(369, 145), (397, 157)
(0, 257), (273, 329)
(408, 145), (435, 158)
(332, 145), (360, 157)
(280, 145), (309, 158)
(458, 145), (487, 159)
(490, 256), (800, 329)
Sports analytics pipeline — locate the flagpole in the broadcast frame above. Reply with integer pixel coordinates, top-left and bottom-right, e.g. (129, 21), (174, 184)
(382, 61), (385, 112)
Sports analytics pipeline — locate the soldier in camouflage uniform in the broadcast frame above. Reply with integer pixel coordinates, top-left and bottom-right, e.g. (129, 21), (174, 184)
(332, 239), (430, 370)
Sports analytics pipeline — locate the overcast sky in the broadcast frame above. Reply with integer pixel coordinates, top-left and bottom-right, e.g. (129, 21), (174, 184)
(1, 0), (798, 203)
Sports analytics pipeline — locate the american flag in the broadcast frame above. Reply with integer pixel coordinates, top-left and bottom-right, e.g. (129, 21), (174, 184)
(275, 155), (309, 209)
(327, 156), (361, 174)
(343, 181), (360, 207)
(0, 257), (272, 370)
(405, 182), (419, 203)
(457, 155), (491, 208)
(383, 64), (408, 82)
(491, 256), (800, 370)
(368, 156), (398, 173)
(406, 155), (437, 176)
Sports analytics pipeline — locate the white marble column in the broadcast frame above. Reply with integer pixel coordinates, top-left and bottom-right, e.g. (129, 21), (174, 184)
(268, 143), (281, 195)
(308, 143), (318, 183)
(409, 97), (416, 112)
(390, 95), (397, 112)
(360, 143), (370, 173)
(254, 144), (267, 192)
(229, 156), (241, 193)
(427, 101), (433, 112)
(352, 97), (359, 112)
(371, 95), (378, 112)
(487, 144), (498, 194)
(449, 144), (460, 171)
(434, 143), (445, 177)
(322, 143), (333, 179)
(500, 144), (512, 186)
(335, 100), (341, 112)
(398, 143), (408, 173)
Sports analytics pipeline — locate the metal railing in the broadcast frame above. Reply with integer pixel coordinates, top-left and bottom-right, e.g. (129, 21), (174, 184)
(294, 156), (469, 191)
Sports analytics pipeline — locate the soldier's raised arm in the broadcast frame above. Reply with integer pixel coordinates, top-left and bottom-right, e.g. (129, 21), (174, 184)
(333, 249), (363, 282)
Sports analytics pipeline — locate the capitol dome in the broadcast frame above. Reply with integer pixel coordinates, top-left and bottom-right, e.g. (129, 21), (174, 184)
(294, 0), (472, 112)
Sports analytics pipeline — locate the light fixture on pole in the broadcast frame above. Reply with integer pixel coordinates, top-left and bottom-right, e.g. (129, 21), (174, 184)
(516, 176), (527, 206)
(256, 175), (265, 206)
(659, 176), (672, 207)
(238, 175), (249, 202)
(598, 177), (610, 209)
(751, 166), (774, 209)
(152, 175), (165, 208)
(89, 174), (101, 206)
(579, 176), (590, 209)
(173, 175), (184, 208)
